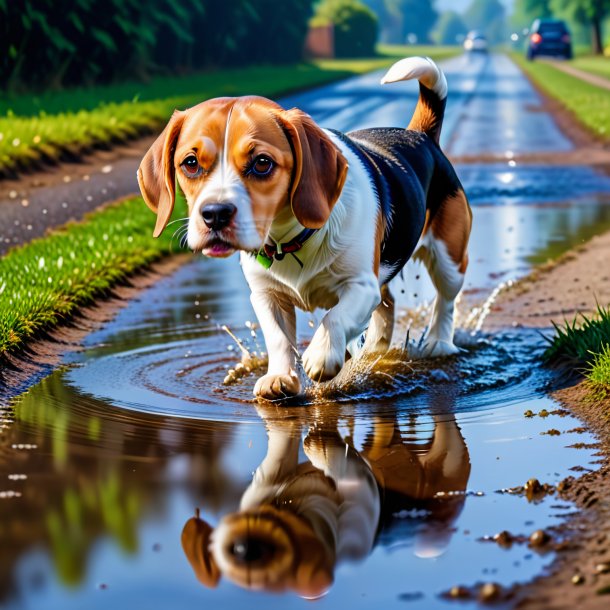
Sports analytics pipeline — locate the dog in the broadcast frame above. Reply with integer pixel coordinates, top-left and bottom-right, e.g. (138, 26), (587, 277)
(180, 403), (471, 597)
(137, 56), (472, 400)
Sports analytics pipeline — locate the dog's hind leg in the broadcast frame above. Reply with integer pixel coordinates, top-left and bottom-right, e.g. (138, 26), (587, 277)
(412, 189), (472, 358)
(362, 283), (395, 354)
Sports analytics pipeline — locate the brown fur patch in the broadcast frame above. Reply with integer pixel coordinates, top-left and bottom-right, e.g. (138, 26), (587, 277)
(373, 209), (385, 275)
(430, 189), (472, 270)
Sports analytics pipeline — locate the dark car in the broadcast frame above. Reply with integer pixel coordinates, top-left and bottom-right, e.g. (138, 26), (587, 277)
(527, 19), (572, 60)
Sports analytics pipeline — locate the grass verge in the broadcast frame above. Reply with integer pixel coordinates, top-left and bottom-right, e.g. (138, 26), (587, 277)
(587, 344), (610, 399)
(0, 196), (185, 360)
(569, 55), (610, 81)
(0, 46), (459, 178)
(542, 304), (610, 395)
(511, 52), (610, 140)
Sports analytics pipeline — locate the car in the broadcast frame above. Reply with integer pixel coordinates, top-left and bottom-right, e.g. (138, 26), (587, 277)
(464, 31), (488, 53)
(527, 19), (572, 60)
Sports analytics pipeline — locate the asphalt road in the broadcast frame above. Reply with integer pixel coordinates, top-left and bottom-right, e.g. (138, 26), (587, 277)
(0, 53), (572, 255)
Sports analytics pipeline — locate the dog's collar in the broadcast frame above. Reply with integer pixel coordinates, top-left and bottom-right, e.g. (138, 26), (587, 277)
(256, 227), (318, 269)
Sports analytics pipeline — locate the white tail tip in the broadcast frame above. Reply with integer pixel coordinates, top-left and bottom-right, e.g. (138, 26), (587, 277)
(381, 56), (448, 99)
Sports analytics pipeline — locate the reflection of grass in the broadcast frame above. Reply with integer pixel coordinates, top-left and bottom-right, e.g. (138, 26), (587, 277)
(0, 47), (459, 177)
(543, 304), (610, 369)
(512, 53), (610, 139)
(0, 196), (185, 360)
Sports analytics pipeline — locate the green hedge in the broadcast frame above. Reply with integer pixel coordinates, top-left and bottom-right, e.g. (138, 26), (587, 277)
(0, 0), (315, 91)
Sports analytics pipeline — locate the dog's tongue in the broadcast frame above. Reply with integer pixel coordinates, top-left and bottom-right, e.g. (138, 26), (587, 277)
(205, 242), (234, 257)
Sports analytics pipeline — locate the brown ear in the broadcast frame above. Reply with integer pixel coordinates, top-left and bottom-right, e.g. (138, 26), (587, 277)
(137, 110), (185, 237)
(181, 511), (221, 588)
(278, 109), (348, 229)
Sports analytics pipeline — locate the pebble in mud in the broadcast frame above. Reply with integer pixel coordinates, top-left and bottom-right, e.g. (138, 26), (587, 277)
(595, 562), (610, 575)
(493, 530), (514, 548)
(529, 529), (551, 548)
(572, 574), (585, 585)
(479, 582), (502, 603)
(448, 585), (470, 599)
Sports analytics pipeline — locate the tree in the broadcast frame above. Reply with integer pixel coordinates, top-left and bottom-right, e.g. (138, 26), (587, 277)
(314, 0), (379, 57)
(463, 0), (506, 42)
(432, 11), (468, 45)
(512, 0), (553, 30)
(551, 0), (610, 54)
(362, 0), (437, 44)
(392, 0), (438, 44)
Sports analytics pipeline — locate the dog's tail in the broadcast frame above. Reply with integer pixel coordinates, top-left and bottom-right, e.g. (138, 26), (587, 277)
(380, 56), (447, 145)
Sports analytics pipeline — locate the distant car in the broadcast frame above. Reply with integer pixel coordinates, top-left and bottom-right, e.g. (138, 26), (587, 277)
(464, 31), (488, 53)
(527, 19), (572, 60)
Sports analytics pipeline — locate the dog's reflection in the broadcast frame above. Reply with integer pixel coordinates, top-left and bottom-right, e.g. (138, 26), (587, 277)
(181, 403), (471, 598)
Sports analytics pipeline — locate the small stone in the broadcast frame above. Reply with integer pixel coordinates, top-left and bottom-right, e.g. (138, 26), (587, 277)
(479, 582), (502, 602)
(449, 585), (470, 599)
(595, 562), (610, 575)
(529, 529), (550, 547)
(572, 574), (585, 585)
(493, 530), (513, 547)
(525, 478), (542, 495)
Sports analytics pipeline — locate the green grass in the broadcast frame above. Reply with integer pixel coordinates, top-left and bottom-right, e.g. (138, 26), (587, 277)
(0, 196), (186, 359)
(512, 52), (610, 139)
(586, 343), (610, 399)
(569, 55), (610, 80)
(0, 47), (459, 178)
(542, 304), (610, 366)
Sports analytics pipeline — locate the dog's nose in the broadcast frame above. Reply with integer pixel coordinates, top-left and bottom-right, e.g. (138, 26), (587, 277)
(201, 203), (236, 230)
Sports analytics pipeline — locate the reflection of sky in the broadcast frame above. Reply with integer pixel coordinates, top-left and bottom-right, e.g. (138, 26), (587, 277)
(10, 398), (596, 610)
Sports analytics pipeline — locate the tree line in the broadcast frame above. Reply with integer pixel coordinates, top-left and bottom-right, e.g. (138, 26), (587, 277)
(0, 0), (315, 92)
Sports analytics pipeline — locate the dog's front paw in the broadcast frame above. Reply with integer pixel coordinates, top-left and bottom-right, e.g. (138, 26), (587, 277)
(254, 373), (301, 400)
(302, 334), (345, 382)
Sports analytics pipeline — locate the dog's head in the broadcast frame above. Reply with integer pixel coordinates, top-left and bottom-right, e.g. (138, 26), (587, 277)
(138, 96), (348, 256)
(181, 505), (333, 598)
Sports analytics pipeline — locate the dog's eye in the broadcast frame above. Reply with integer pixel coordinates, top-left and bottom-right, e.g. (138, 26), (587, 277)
(250, 155), (274, 177)
(181, 155), (202, 178)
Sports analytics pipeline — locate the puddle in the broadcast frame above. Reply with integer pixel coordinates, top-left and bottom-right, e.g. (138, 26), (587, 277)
(0, 334), (598, 610)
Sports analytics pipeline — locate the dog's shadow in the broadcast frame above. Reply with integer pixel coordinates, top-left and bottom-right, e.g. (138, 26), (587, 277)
(181, 397), (471, 598)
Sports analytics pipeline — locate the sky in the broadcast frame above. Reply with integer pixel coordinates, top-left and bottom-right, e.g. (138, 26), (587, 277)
(436, 0), (515, 15)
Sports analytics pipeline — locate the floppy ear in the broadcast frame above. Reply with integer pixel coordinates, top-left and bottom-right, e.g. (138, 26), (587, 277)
(137, 110), (185, 237)
(278, 109), (348, 229)
(181, 510), (221, 588)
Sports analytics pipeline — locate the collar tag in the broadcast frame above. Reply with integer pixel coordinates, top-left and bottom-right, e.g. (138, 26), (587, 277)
(256, 250), (273, 269)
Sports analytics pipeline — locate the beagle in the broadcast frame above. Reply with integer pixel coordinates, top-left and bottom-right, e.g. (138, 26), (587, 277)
(138, 56), (472, 400)
(180, 404), (471, 597)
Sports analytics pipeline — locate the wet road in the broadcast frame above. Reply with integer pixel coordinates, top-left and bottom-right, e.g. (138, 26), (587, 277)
(1, 53), (610, 610)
